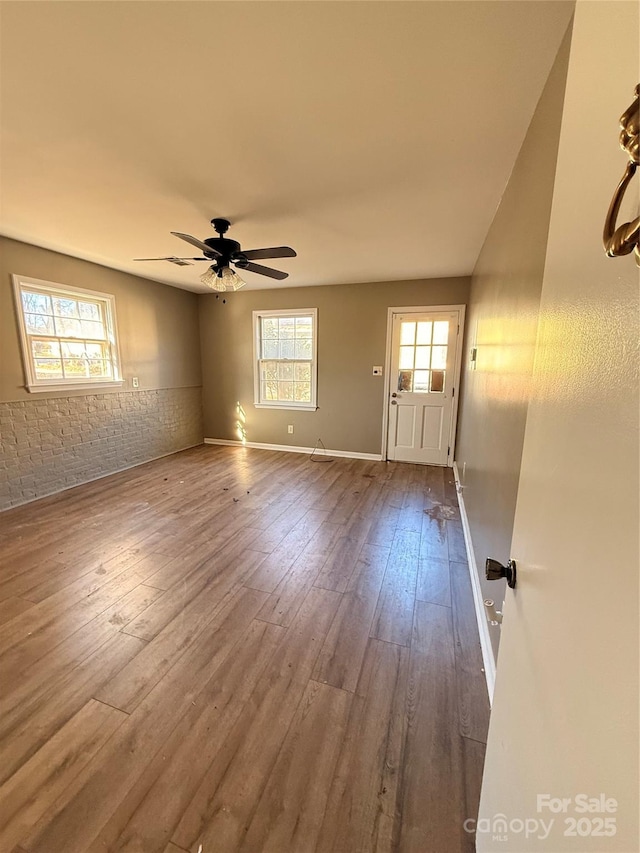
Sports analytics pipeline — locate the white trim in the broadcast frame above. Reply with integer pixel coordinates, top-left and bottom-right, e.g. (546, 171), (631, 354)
(204, 437), (382, 461)
(453, 461), (496, 703)
(381, 304), (466, 465)
(252, 308), (318, 409)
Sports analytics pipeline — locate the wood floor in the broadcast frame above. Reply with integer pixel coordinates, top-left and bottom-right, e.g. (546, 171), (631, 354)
(0, 444), (490, 853)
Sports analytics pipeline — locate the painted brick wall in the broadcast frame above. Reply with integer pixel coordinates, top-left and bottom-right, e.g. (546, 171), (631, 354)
(0, 387), (203, 510)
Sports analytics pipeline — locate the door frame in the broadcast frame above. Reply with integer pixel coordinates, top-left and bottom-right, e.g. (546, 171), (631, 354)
(381, 304), (466, 465)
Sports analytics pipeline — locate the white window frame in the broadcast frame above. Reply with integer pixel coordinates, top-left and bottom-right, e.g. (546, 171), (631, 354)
(253, 308), (318, 411)
(12, 274), (124, 393)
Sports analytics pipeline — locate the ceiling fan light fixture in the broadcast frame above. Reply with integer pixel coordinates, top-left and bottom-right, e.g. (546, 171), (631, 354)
(200, 265), (245, 292)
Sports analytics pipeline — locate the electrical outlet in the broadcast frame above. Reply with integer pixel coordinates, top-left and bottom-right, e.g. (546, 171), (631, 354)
(132, 377), (139, 388)
(287, 425), (294, 434)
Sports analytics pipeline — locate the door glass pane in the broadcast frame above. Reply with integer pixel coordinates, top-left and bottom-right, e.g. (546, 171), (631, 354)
(398, 370), (413, 391)
(414, 346), (430, 369)
(400, 322), (416, 345)
(430, 370), (445, 392)
(431, 346), (447, 369)
(414, 370), (430, 391)
(399, 346), (414, 369)
(432, 321), (449, 345)
(416, 321), (433, 344)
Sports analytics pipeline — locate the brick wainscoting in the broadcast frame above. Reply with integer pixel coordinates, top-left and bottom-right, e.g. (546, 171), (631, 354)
(0, 387), (203, 510)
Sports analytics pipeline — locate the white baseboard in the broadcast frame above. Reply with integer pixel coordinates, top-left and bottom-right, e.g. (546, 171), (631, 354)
(452, 461), (496, 704)
(204, 438), (383, 462)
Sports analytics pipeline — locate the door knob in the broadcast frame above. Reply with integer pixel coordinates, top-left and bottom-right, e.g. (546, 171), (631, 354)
(485, 557), (517, 589)
(391, 400), (397, 405)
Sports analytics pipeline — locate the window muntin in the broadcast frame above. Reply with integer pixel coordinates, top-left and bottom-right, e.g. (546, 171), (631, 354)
(12, 276), (123, 392)
(253, 309), (317, 409)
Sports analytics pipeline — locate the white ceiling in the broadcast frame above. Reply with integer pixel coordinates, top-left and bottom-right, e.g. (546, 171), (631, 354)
(0, 1), (574, 293)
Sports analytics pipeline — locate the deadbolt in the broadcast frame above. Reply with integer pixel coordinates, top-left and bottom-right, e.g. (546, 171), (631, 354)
(485, 557), (517, 589)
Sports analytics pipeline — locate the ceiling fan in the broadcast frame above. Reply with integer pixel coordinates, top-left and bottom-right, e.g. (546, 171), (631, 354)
(134, 218), (297, 291)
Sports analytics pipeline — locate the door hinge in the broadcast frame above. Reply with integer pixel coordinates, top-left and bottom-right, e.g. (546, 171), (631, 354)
(448, 445), (451, 456)
(452, 387), (455, 398)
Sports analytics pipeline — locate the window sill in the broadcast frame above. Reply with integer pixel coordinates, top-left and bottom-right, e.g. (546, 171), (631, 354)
(26, 380), (125, 394)
(254, 403), (318, 412)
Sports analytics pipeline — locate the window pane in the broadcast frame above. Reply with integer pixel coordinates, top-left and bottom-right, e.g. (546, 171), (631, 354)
(34, 359), (63, 379)
(80, 319), (106, 340)
(22, 291), (51, 315)
(279, 340), (295, 360)
(278, 362), (294, 381)
(416, 321), (433, 344)
(262, 340), (279, 359)
(279, 317), (295, 339)
(260, 360), (278, 380)
(414, 346), (430, 369)
(399, 346), (414, 369)
(63, 358), (89, 377)
(432, 321), (449, 345)
(295, 339), (312, 359)
(400, 322), (416, 345)
(52, 297), (79, 318)
(88, 359), (112, 377)
(54, 316), (82, 337)
(414, 370), (430, 392)
(262, 380), (279, 400)
(78, 301), (101, 321)
(61, 340), (87, 357)
(398, 370), (413, 392)
(294, 382), (311, 402)
(278, 381), (294, 400)
(25, 313), (54, 335)
(32, 339), (61, 358)
(431, 346), (447, 369)
(295, 317), (313, 338)
(295, 362), (311, 381)
(430, 370), (445, 392)
(84, 342), (106, 358)
(262, 317), (279, 339)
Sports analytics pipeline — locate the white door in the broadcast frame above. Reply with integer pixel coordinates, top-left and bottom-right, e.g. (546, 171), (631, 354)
(386, 310), (461, 465)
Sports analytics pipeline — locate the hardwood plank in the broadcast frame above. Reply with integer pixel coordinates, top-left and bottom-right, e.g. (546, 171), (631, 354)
(0, 597), (35, 628)
(397, 599), (466, 853)
(416, 555), (451, 607)
(95, 585), (268, 713)
(171, 586), (341, 852)
(461, 736), (486, 853)
(447, 519), (468, 564)
(0, 699), (127, 851)
(313, 516), (373, 593)
(244, 509), (330, 592)
(240, 680), (352, 853)
(254, 520), (343, 626)
(420, 510), (449, 560)
(0, 632), (146, 786)
(316, 638), (409, 853)
(450, 561), (490, 742)
(86, 619), (285, 853)
(312, 542), (390, 692)
(370, 529), (420, 646)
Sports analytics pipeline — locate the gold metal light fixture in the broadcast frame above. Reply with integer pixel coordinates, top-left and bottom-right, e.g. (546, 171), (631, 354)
(200, 265), (246, 291)
(603, 84), (639, 265)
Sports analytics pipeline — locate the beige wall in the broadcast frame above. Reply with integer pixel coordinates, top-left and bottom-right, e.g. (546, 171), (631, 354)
(455, 26), (572, 657)
(478, 2), (639, 849)
(199, 277), (470, 455)
(1, 236), (202, 401)
(0, 238), (203, 509)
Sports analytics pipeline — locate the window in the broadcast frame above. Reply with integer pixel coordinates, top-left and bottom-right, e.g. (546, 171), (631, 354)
(397, 319), (449, 393)
(253, 309), (317, 410)
(12, 275), (123, 393)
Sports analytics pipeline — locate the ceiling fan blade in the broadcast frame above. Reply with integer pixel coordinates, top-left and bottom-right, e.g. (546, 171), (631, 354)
(239, 246), (297, 261)
(240, 261), (289, 280)
(133, 256), (208, 262)
(171, 231), (221, 257)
